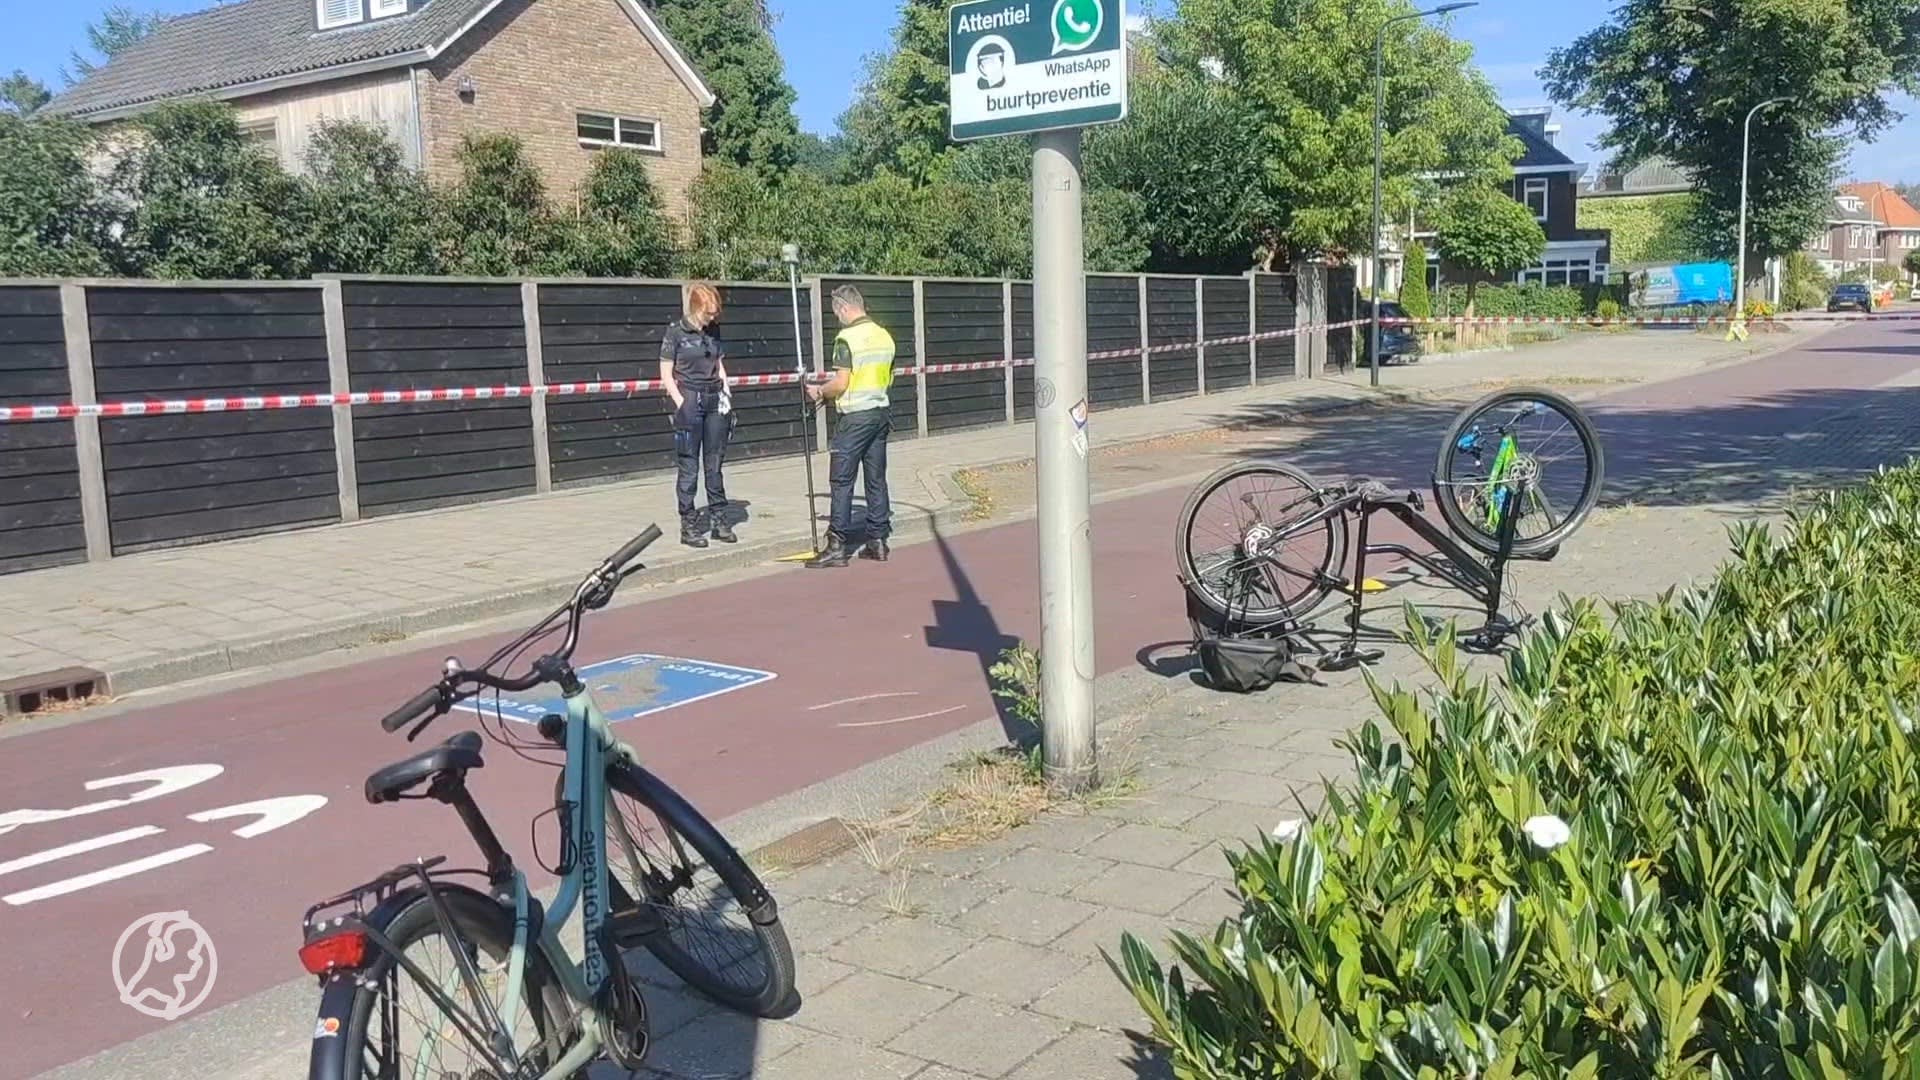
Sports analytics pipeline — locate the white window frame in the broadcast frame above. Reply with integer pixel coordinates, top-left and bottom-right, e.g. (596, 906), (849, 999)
(371, 0), (407, 15)
(239, 118), (280, 152)
(1522, 177), (1549, 221)
(577, 111), (664, 153)
(317, 0), (363, 29)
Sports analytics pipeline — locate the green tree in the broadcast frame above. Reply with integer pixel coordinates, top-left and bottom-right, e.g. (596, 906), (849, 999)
(1168, 0), (1516, 262)
(840, 0), (951, 183)
(1433, 185), (1545, 312)
(560, 150), (678, 278)
(0, 114), (110, 276)
(1905, 247), (1920, 279)
(1400, 240), (1431, 318)
(437, 134), (561, 276)
(299, 120), (439, 275)
(1, 71), (51, 115)
(1781, 250), (1831, 311)
(107, 101), (307, 279)
(794, 132), (851, 179)
(64, 6), (167, 84)
(1543, 0), (1920, 276)
(650, 0), (801, 179)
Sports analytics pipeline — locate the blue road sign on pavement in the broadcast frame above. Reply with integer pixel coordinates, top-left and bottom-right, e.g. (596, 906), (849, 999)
(451, 654), (776, 726)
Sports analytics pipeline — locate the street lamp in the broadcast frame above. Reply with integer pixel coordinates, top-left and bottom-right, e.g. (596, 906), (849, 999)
(1733, 97), (1787, 335)
(1371, 1), (1475, 387)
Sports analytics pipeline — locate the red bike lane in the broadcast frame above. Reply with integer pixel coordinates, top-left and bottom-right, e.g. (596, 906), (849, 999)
(1, 321), (1912, 1077)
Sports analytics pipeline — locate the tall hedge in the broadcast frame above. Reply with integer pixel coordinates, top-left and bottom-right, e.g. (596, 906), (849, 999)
(1576, 192), (1701, 265)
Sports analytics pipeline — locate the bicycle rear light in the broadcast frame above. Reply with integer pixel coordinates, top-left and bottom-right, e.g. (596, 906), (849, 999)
(299, 930), (369, 974)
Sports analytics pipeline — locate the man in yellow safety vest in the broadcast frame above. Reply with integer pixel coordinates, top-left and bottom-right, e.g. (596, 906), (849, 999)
(805, 285), (896, 568)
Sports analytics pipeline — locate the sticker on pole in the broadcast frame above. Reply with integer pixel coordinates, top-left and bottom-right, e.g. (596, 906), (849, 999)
(1070, 397), (1089, 458)
(949, 0), (1129, 142)
(451, 654), (776, 726)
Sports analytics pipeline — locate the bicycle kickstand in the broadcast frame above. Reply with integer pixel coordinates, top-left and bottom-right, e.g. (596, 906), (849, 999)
(1320, 501), (1385, 673)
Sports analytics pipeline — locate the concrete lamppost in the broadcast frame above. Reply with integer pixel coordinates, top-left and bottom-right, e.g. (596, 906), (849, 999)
(1370, 1), (1475, 385)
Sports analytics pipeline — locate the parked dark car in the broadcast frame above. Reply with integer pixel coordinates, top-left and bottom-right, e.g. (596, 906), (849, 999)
(1359, 299), (1422, 367)
(1828, 283), (1873, 313)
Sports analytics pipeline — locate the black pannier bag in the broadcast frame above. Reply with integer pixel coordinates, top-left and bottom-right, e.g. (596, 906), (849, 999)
(1183, 578), (1317, 693)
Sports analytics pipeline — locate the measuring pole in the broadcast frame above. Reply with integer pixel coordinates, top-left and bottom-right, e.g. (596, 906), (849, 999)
(1032, 130), (1097, 792)
(783, 244), (822, 554)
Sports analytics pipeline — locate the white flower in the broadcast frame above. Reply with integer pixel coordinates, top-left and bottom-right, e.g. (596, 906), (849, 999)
(1271, 818), (1304, 842)
(1522, 814), (1572, 850)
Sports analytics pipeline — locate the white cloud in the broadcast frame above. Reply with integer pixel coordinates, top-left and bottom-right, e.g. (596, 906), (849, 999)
(1125, 12), (1147, 31)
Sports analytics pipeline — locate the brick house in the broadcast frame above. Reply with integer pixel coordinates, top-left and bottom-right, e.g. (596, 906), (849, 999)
(43, 0), (715, 221)
(1811, 182), (1920, 282)
(1411, 108), (1613, 290)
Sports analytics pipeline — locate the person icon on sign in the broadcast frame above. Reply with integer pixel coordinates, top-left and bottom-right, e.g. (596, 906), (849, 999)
(976, 41), (1008, 90)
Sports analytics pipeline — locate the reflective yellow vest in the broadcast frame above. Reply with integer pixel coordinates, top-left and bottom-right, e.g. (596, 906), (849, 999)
(832, 318), (895, 414)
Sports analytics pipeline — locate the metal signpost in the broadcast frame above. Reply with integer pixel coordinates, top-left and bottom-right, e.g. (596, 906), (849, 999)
(951, 0), (1127, 792)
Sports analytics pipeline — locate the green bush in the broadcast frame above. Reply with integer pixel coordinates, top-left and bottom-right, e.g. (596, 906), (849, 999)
(1119, 462), (1920, 1076)
(1576, 192), (1701, 264)
(1435, 283), (1586, 319)
(1400, 243), (1431, 319)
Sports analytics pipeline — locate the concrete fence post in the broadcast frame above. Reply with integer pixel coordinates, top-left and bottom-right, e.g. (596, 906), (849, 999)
(1002, 279), (1016, 424)
(60, 284), (110, 562)
(521, 281), (553, 494)
(1247, 272), (1260, 387)
(912, 278), (930, 440)
(320, 280), (361, 521)
(1194, 277), (1207, 395)
(1137, 274), (1151, 404)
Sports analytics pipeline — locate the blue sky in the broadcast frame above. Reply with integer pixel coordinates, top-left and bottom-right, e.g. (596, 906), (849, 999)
(6, 0), (1916, 182)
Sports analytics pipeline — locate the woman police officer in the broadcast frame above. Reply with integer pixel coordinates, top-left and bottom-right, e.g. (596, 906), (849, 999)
(659, 283), (735, 548)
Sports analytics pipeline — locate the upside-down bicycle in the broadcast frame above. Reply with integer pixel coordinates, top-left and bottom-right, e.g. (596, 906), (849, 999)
(1175, 386), (1605, 668)
(298, 527), (794, 1079)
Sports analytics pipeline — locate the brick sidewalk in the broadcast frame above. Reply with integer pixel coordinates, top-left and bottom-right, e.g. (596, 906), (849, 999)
(0, 326), (1802, 702)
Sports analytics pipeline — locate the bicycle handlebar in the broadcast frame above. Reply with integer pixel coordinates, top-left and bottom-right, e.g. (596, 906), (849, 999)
(377, 525), (663, 736)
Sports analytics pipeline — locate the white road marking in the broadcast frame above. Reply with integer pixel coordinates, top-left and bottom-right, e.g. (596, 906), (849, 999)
(837, 705), (967, 729)
(808, 692), (921, 711)
(4, 844), (213, 906)
(0, 765), (225, 837)
(0, 826), (165, 878)
(188, 796), (329, 839)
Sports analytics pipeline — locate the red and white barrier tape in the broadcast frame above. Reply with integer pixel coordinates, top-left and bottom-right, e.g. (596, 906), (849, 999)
(1384, 312), (1920, 328)
(0, 318), (1361, 423)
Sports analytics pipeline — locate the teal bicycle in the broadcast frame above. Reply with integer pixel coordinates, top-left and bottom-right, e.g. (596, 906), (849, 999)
(298, 526), (794, 1079)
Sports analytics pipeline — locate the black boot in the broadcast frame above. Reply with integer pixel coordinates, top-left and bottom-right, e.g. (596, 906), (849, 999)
(805, 537), (851, 569)
(680, 518), (709, 549)
(859, 539), (890, 562)
(711, 515), (737, 544)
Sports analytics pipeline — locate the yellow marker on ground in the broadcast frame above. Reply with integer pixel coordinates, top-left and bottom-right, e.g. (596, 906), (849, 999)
(774, 550), (817, 563)
(1361, 578), (1389, 593)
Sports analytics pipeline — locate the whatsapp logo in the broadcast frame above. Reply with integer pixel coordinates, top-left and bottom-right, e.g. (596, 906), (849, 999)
(1050, 0), (1102, 54)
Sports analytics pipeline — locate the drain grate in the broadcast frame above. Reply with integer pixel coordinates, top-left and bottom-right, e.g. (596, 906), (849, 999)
(1, 667), (109, 717)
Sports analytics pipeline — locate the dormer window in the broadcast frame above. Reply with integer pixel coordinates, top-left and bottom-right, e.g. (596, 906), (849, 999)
(1840, 196), (1863, 213)
(317, 0), (408, 30)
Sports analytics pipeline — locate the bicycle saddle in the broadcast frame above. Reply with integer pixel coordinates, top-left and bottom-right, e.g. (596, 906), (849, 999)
(1351, 478), (1422, 508)
(365, 730), (485, 805)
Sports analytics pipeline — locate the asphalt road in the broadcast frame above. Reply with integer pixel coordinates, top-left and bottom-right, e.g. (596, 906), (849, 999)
(2, 317), (1914, 1079)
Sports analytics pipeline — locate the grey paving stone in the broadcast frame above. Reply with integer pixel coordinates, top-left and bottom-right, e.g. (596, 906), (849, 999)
(886, 997), (1070, 1078)
(908, 1067), (991, 1080)
(977, 847), (1117, 895)
(793, 970), (957, 1043)
(773, 860), (893, 906)
(636, 1007), (786, 1079)
(781, 896), (889, 950)
(921, 937), (1091, 1006)
(1051, 907), (1182, 963)
(795, 955), (859, 1001)
(1188, 768), (1292, 808)
(953, 888), (1101, 947)
(1071, 863), (1211, 917)
(1182, 799), (1297, 846)
(902, 872), (1005, 924)
(1129, 762), (1218, 794)
(826, 916), (977, 979)
(1018, 812), (1121, 853)
(1081, 822), (1213, 870)
(1004, 1028), (1151, 1079)
(1028, 960), (1151, 1032)
(1172, 881), (1244, 930)
(1086, 791), (1216, 827)
(1210, 720), (1293, 749)
(755, 1032), (927, 1080)
(1171, 843), (1239, 882)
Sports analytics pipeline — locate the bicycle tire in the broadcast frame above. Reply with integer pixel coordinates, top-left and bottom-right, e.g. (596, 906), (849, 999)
(603, 761), (796, 1018)
(1432, 386), (1604, 557)
(309, 886), (572, 1080)
(1174, 460), (1348, 627)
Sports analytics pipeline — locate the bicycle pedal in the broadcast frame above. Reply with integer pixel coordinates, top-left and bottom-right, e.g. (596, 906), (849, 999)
(607, 905), (666, 948)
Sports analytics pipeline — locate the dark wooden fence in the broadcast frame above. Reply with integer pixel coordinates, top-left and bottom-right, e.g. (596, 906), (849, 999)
(0, 268), (1324, 575)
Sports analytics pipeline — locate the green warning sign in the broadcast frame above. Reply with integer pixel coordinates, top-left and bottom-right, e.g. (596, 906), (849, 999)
(949, 0), (1129, 141)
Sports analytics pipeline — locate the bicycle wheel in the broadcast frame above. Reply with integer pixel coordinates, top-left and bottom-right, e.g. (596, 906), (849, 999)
(602, 762), (796, 1018)
(311, 887), (573, 1080)
(1175, 461), (1348, 627)
(1433, 387), (1604, 557)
